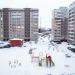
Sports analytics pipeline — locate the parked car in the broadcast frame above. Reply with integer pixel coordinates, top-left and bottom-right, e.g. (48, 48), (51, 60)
(70, 48), (75, 52)
(0, 41), (11, 48)
(67, 45), (75, 53)
(67, 47), (71, 50)
(56, 42), (61, 44)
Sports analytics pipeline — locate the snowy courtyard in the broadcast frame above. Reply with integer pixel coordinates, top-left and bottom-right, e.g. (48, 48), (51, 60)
(0, 36), (75, 75)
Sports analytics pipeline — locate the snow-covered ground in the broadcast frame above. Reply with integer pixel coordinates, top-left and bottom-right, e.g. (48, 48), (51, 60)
(0, 36), (75, 75)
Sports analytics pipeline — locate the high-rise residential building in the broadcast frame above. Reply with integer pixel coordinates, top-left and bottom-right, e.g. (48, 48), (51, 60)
(0, 8), (38, 41)
(52, 7), (68, 42)
(68, 2), (75, 45)
(0, 9), (3, 40)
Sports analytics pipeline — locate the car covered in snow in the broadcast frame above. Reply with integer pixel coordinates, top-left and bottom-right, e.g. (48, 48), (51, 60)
(67, 44), (75, 52)
(0, 41), (11, 48)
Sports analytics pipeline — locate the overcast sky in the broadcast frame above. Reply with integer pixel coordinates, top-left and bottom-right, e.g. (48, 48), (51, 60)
(0, 0), (75, 29)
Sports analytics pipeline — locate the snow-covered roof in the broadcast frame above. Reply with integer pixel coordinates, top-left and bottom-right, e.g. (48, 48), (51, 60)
(9, 38), (23, 41)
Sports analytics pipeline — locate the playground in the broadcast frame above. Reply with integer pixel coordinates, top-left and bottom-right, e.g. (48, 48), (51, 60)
(0, 35), (75, 75)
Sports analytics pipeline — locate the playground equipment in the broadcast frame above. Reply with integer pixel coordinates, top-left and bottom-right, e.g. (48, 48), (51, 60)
(29, 49), (33, 54)
(31, 51), (39, 62)
(31, 51), (55, 67)
(46, 53), (55, 67)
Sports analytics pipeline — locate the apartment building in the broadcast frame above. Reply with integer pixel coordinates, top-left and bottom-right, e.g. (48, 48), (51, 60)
(68, 2), (75, 45)
(0, 10), (3, 40)
(52, 7), (68, 42)
(0, 8), (38, 41)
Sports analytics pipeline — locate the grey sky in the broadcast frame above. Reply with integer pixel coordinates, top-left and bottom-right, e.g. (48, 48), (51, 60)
(0, 0), (75, 29)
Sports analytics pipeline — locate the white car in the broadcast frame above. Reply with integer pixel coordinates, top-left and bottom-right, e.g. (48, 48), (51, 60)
(0, 41), (10, 48)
